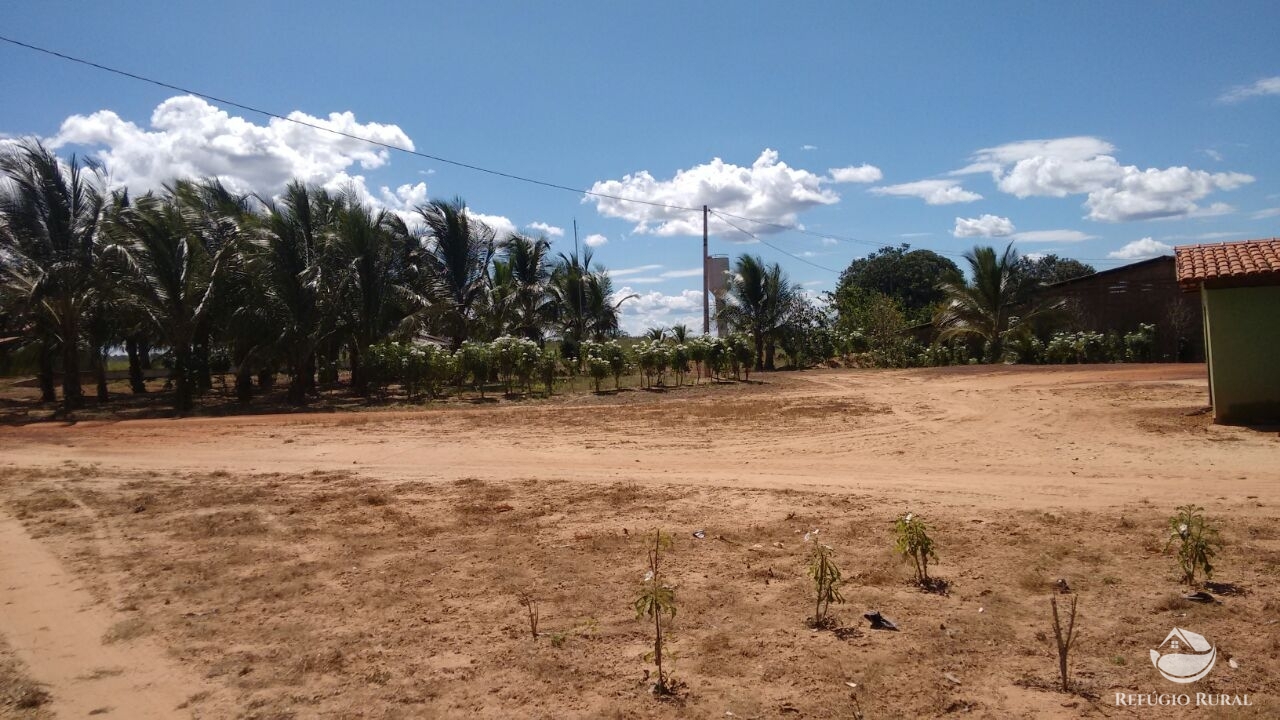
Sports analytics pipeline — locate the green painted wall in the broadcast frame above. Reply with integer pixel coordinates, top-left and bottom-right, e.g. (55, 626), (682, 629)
(1202, 285), (1280, 424)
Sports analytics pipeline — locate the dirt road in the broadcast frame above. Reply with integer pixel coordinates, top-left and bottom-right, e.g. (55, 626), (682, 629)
(0, 364), (1271, 509)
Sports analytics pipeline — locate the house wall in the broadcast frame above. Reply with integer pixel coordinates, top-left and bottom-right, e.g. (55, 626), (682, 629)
(1036, 257), (1204, 361)
(1202, 284), (1280, 424)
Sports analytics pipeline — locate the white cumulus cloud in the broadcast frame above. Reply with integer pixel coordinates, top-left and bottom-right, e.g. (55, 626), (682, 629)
(953, 214), (1015, 238)
(586, 149), (842, 236)
(526, 221), (564, 237)
(42, 95), (530, 236)
(1084, 168), (1249, 222)
(1219, 76), (1280, 103)
(583, 233), (608, 247)
(612, 287), (704, 335)
(827, 164), (883, 183)
(465, 210), (517, 240)
(52, 95), (413, 196)
(871, 179), (982, 205)
(1107, 237), (1173, 260)
(957, 136), (1253, 222)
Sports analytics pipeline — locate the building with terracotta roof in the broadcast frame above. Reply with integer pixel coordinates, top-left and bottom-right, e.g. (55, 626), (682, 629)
(1174, 238), (1280, 424)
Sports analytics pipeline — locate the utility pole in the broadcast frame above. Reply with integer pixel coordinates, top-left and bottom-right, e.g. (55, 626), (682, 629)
(574, 218), (584, 339)
(702, 205), (710, 335)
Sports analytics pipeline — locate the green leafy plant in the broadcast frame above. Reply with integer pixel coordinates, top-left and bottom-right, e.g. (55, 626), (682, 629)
(538, 348), (558, 396)
(457, 340), (493, 399)
(1124, 323), (1156, 362)
(670, 343), (690, 387)
(894, 512), (937, 586)
(633, 529), (677, 695)
(1165, 505), (1221, 587)
(804, 529), (844, 627)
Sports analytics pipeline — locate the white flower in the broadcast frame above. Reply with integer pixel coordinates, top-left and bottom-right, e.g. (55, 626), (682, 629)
(905, 513), (914, 523)
(803, 529), (819, 543)
(643, 570), (654, 582)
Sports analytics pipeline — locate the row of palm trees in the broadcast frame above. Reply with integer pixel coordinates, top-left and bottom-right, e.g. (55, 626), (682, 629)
(2, 138), (1044, 413)
(0, 139), (629, 411)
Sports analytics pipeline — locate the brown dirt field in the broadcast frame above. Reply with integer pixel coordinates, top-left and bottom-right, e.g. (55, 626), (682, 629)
(0, 364), (1277, 718)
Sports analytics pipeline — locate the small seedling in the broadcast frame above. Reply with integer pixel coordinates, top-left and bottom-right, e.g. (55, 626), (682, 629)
(634, 529), (677, 695)
(1165, 505), (1221, 587)
(805, 529), (844, 627)
(894, 512), (937, 586)
(1050, 594), (1079, 693)
(517, 590), (539, 639)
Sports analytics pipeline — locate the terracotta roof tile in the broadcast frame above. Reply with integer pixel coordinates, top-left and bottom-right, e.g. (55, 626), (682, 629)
(1174, 238), (1280, 290)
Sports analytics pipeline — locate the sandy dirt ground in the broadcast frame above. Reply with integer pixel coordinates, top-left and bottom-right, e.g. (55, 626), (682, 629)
(0, 364), (1277, 719)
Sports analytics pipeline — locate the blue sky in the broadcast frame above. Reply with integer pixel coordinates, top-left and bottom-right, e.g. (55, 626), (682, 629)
(3, 2), (1279, 332)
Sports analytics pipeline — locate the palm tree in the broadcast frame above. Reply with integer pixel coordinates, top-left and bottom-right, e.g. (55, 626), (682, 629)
(171, 179), (254, 394)
(330, 195), (415, 393)
(501, 233), (554, 341)
(721, 254), (796, 370)
(669, 323), (691, 344)
(106, 192), (227, 411)
(0, 139), (105, 409)
(582, 270), (630, 340)
(934, 243), (1056, 362)
(550, 247), (633, 347)
(0, 220), (57, 401)
(240, 182), (340, 402)
(415, 197), (496, 349)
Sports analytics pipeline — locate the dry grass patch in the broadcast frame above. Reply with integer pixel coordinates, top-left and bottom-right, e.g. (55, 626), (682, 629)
(0, 639), (52, 719)
(0, 464), (1277, 718)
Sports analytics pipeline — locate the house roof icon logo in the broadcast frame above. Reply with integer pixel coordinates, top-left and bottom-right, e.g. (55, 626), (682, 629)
(1150, 628), (1217, 684)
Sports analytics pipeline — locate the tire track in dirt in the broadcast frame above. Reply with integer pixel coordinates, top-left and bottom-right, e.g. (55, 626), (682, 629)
(0, 509), (222, 718)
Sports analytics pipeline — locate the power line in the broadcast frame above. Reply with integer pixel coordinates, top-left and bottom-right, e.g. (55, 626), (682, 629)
(3, 34), (1125, 274)
(0, 34), (704, 215)
(709, 210), (843, 273)
(0, 34), (912, 267)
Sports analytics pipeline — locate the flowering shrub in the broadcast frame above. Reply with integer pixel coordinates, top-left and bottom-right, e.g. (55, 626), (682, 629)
(491, 336), (543, 395)
(1124, 323), (1156, 362)
(634, 340), (671, 388)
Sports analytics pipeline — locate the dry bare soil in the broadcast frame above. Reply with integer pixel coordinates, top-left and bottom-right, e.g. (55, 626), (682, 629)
(0, 364), (1277, 719)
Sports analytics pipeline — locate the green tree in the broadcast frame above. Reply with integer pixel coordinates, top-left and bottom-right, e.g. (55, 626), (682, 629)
(244, 182), (341, 403)
(834, 244), (960, 325)
(330, 197), (414, 394)
(499, 233), (555, 342)
(106, 192), (227, 411)
(720, 254), (797, 371)
(415, 197), (497, 349)
(1015, 254), (1095, 291)
(0, 139), (106, 409)
(550, 248), (633, 346)
(935, 243), (1060, 362)
(836, 287), (911, 366)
